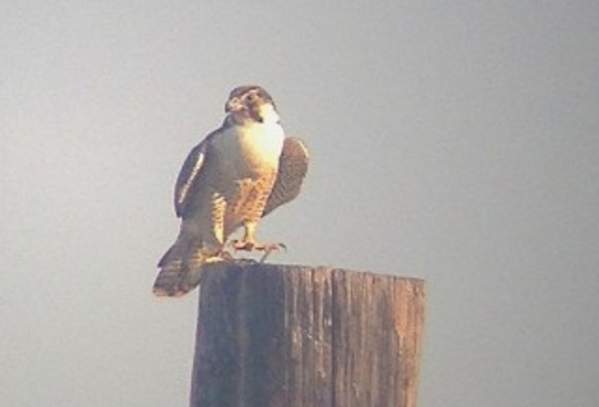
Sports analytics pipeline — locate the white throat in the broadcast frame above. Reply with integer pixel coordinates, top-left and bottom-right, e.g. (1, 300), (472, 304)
(221, 106), (285, 171)
(240, 110), (284, 161)
(257, 103), (280, 124)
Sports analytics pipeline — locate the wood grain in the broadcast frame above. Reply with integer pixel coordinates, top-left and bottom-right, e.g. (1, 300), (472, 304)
(190, 262), (425, 407)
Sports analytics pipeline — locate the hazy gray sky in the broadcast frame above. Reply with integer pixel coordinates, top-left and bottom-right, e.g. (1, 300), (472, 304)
(2, 1), (598, 406)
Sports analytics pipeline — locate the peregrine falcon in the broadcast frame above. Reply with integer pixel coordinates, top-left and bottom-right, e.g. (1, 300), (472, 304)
(153, 86), (309, 297)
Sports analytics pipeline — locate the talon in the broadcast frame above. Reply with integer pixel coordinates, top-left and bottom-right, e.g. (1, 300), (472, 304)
(230, 239), (255, 252)
(258, 242), (287, 263)
(253, 242), (285, 252)
(229, 239), (286, 260)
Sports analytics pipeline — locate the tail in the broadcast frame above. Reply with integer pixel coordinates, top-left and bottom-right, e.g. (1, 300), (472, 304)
(153, 238), (208, 297)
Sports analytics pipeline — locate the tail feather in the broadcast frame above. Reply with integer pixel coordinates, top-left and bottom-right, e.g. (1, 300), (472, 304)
(153, 240), (207, 297)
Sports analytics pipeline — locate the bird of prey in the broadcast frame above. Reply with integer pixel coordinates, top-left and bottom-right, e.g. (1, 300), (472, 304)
(153, 85), (309, 297)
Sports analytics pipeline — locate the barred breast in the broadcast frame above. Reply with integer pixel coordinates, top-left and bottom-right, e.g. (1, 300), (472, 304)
(212, 119), (285, 234)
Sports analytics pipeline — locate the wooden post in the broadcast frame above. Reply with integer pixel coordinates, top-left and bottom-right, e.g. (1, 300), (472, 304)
(190, 262), (426, 407)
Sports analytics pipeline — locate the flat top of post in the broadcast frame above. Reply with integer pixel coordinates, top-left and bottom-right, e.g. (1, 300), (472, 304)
(202, 261), (426, 285)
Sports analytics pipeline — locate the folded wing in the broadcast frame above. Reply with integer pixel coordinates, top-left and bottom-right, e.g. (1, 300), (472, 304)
(263, 137), (309, 217)
(174, 131), (217, 218)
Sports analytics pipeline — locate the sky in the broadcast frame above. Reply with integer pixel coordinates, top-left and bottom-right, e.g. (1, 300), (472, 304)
(1, 1), (598, 406)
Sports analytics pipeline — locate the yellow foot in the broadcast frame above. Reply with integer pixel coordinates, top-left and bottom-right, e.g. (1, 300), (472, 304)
(229, 240), (287, 262)
(230, 239), (286, 252)
(258, 243), (286, 263)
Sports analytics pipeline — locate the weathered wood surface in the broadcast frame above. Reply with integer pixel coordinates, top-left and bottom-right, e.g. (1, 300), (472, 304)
(190, 262), (426, 407)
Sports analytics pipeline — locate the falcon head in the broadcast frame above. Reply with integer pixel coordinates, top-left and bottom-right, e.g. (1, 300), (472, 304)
(225, 85), (279, 124)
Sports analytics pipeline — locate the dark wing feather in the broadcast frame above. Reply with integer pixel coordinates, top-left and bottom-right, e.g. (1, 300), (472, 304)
(263, 137), (309, 217)
(174, 131), (217, 218)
